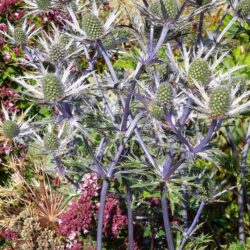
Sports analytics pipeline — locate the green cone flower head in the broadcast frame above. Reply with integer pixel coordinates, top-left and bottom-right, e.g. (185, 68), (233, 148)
(150, 0), (178, 19)
(2, 120), (20, 139)
(209, 86), (230, 117)
(156, 83), (174, 108)
(147, 63), (169, 81)
(44, 133), (59, 152)
(82, 13), (104, 40)
(149, 102), (165, 120)
(42, 74), (64, 101)
(236, 0), (250, 18)
(49, 43), (66, 62)
(36, 0), (51, 10)
(188, 58), (210, 86)
(13, 27), (26, 45)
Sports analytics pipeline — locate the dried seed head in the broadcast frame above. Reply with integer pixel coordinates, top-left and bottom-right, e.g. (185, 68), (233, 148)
(209, 86), (230, 117)
(44, 133), (59, 151)
(236, 0), (250, 18)
(82, 13), (104, 40)
(149, 102), (165, 120)
(156, 83), (174, 109)
(13, 27), (26, 45)
(188, 58), (210, 86)
(150, 0), (178, 19)
(49, 43), (66, 62)
(2, 120), (20, 139)
(36, 0), (51, 10)
(42, 74), (64, 101)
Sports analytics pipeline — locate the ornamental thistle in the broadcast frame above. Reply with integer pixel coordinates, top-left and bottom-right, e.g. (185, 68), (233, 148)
(49, 43), (66, 62)
(42, 74), (64, 101)
(44, 133), (59, 151)
(156, 83), (173, 108)
(209, 86), (230, 117)
(148, 102), (165, 120)
(2, 120), (20, 139)
(236, 0), (250, 18)
(188, 58), (210, 86)
(82, 13), (104, 40)
(36, 0), (51, 10)
(150, 0), (178, 19)
(147, 63), (169, 81)
(13, 28), (26, 45)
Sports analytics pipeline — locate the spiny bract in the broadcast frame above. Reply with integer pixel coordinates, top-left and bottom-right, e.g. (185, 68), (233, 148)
(150, 0), (178, 20)
(44, 133), (59, 151)
(236, 0), (250, 18)
(82, 13), (104, 40)
(156, 83), (173, 108)
(36, 0), (51, 10)
(209, 86), (230, 117)
(13, 28), (26, 45)
(149, 102), (165, 120)
(49, 43), (66, 62)
(188, 58), (210, 86)
(2, 120), (20, 139)
(42, 74), (64, 101)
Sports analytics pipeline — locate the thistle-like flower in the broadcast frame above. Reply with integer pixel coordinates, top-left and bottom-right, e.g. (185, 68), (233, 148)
(0, 105), (32, 148)
(0, 19), (41, 46)
(65, 0), (120, 41)
(13, 63), (93, 103)
(23, 0), (56, 15)
(156, 83), (174, 109)
(148, 102), (165, 120)
(235, 0), (250, 19)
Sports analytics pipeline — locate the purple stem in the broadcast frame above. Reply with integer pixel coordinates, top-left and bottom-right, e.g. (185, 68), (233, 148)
(178, 100), (192, 126)
(193, 119), (217, 153)
(162, 152), (173, 179)
(179, 201), (205, 250)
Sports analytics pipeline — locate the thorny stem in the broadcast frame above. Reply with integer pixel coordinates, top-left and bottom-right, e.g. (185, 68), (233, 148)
(161, 185), (175, 250)
(238, 120), (250, 243)
(126, 186), (134, 250)
(179, 201), (205, 250)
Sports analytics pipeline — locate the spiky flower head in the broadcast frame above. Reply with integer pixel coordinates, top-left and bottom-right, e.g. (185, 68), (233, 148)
(209, 86), (230, 117)
(82, 12), (104, 40)
(147, 63), (169, 81)
(150, 0), (178, 19)
(236, 0), (250, 18)
(42, 74), (64, 101)
(49, 43), (66, 62)
(156, 83), (174, 109)
(36, 0), (51, 11)
(2, 120), (20, 139)
(149, 102), (165, 120)
(44, 133), (59, 152)
(13, 27), (26, 45)
(188, 58), (210, 86)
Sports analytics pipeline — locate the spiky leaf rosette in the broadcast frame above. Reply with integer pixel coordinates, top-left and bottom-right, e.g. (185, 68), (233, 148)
(36, 0), (51, 10)
(188, 58), (210, 86)
(156, 83), (173, 109)
(44, 133), (59, 151)
(42, 74), (64, 101)
(150, 0), (178, 19)
(2, 120), (20, 139)
(209, 86), (230, 117)
(82, 13), (104, 40)
(149, 102), (165, 120)
(13, 28), (26, 45)
(236, 0), (250, 18)
(49, 43), (66, 62)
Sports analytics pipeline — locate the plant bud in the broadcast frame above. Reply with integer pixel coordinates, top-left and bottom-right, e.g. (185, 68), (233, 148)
(13, 27), (26, 45)
(49, 43), (66, 62)
(2, 120), (20, 139)
(188, 58), (210, 86)
(42, 74), (64, 101)
(149, 102), (165, 120)
(44, 133), (59, 152)
(156, 83), (173, 109)
(36, 0), (51, 10)
(209, 86), (230, 117)
(236, 0), (250, 18)
(82, 13), (104, 40)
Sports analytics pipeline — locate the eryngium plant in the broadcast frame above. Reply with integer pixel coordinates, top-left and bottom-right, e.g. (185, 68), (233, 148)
(2, 0), (250, 249)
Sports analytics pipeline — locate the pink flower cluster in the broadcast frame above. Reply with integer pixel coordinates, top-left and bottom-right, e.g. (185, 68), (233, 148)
(1, 229), (18, 241)
(0, 0), (21, 15)
(0, 87), (19, 115)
